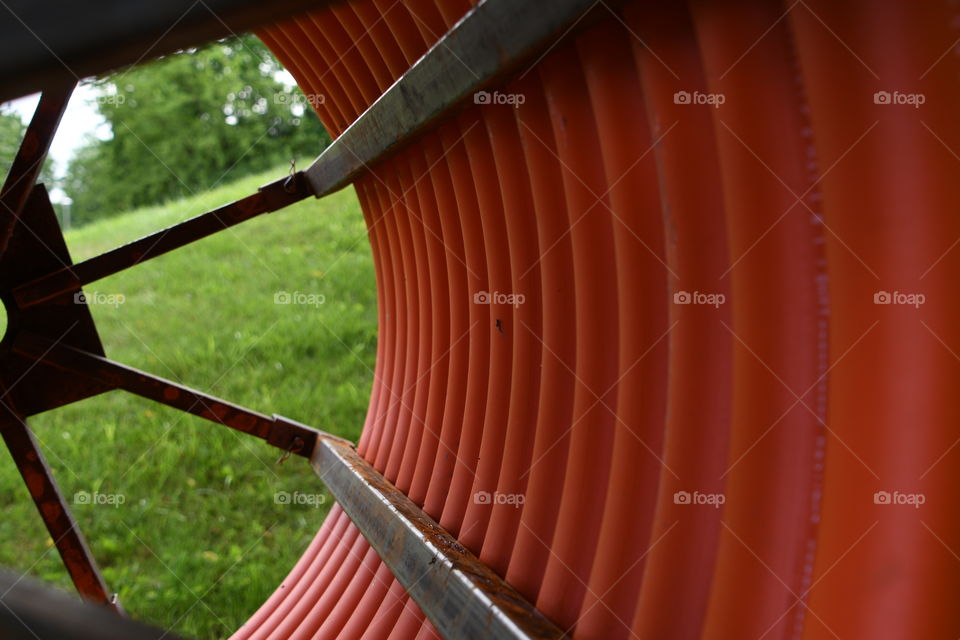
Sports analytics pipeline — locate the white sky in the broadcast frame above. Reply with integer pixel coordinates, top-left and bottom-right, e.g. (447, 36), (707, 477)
(2, 68), (297, 205)
(6, 84), (110, 174)
(4, 83), (109, 203)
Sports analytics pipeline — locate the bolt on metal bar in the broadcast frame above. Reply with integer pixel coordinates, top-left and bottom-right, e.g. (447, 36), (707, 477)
(12, 172), (313, 309)
(302, 0), (601, 197)
(313, 437), (568, 640)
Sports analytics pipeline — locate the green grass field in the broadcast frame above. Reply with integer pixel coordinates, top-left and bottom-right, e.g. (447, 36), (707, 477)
(0, 166), (376, 638)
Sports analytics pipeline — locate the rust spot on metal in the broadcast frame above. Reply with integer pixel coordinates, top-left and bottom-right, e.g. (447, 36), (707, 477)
(24, 469), (45, 498)
(40, 500), (63, 522)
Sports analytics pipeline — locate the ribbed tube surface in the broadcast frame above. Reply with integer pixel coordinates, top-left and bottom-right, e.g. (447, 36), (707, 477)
(229, 1), (960, 638)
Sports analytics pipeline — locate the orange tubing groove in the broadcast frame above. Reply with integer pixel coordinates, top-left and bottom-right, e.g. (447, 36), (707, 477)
(229, 1), (960, 637)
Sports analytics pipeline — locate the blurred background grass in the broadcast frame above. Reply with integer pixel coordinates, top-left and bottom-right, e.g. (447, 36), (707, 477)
(0, 164), (376, 639)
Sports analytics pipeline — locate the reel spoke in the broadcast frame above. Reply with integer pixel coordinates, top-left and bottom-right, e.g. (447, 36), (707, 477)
(13, 172), (313, 308)
(0, 401), (119, 611)
(0, 84), (74, 257)
(13, 332), (332, 458)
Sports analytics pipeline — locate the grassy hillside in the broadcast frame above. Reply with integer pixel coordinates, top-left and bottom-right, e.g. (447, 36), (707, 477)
(0, 166), (376, 638)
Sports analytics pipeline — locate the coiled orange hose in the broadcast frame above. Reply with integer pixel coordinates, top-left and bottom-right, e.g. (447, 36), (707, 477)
(227, 1), (960, 637)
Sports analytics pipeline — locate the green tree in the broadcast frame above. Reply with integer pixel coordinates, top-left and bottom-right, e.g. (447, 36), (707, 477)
(0, 105), (56, 189)
(66, 35), (330, 225)
(0, 108), (26, 180)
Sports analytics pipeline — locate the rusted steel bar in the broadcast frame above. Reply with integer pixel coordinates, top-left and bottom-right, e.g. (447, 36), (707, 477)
(302, 0), (600, 197)
(0, 400), (119, 612)
(12, 172), (313, 309)
(312, 437), (567, 640)
(0, 185), (116, 419)
(11, 0), (597, 308)
(0, 84), (73, 254)
(12, 332), (325, 458)
(0, 568), (180, 640)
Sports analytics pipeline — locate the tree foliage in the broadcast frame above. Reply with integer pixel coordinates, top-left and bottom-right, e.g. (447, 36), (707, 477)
(65, 35), (330, 225)
(0, 108), (26, 180)
(0, 106), (55, 189)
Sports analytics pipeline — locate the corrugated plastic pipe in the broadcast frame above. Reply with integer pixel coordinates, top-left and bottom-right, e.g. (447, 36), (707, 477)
(226, 0), (960, 638)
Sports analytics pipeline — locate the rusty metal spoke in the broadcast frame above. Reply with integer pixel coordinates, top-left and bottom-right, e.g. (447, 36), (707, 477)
(0, 398), (119, 611)
(12, 332), (328, 458)
(0, 84), (74, 256)
(12, 171), (313, 309)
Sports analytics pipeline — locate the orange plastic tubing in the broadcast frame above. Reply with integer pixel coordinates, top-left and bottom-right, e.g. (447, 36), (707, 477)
(228, 1), (960, 637)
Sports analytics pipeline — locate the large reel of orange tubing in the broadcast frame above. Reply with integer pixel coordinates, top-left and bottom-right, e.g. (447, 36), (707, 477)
(229, 1), (960, 637)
